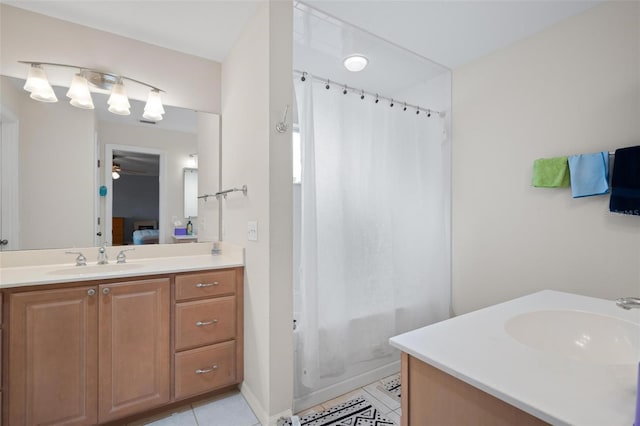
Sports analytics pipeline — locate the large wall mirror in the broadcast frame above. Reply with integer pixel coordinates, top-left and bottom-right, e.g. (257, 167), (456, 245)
(0, 75), (216, 251)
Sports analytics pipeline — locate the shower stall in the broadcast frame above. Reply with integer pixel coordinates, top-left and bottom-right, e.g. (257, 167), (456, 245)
(292, 3), (452, 411)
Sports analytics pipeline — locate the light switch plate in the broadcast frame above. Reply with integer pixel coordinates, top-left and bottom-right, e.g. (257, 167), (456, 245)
(247, 221), (258, 241)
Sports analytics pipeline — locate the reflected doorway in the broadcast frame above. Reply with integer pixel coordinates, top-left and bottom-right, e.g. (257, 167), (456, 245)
(105, 144), (165, 246)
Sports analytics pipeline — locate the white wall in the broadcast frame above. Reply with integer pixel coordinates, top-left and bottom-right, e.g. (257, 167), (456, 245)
(1, 76), (95, 250)
(98, 121), (197, 243)
(221, 1), (293, 423)
(0, 4), (221, 113)
(196, 112), (221, 243)
(452, 1), (640, 315)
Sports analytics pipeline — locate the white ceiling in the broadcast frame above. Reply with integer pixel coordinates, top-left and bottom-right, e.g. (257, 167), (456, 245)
(4, 0), (600, 68)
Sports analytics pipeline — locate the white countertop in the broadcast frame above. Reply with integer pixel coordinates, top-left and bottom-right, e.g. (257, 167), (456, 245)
(0, 242), (244, 288)
(389, 290), (640, 426)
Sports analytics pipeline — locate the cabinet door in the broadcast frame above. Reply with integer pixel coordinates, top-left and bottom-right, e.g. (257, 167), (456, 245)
(98, 278), (170, 422)
(9, 286), (98, 426)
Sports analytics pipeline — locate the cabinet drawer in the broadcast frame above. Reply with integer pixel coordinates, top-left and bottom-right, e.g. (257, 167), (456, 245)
(175, 270), (236, 301)
(174, 341), (236, 400)
(175, 296), (236, 351)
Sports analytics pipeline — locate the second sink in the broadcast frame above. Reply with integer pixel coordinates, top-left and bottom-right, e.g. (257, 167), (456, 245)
(505, 310), (640, 365)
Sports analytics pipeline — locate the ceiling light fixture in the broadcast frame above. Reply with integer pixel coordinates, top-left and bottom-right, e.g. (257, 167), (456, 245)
(19, 61), (165, 120)
(343, 55), (368, 72)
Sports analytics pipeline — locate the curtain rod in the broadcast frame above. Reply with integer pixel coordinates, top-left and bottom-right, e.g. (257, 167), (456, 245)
(293, 69), (445, 118)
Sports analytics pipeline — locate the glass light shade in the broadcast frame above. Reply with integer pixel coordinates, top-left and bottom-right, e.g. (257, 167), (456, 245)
(343, 55), (369, 72)
(66, 74), (94, 109)
(29, 86), (58, 103)
(23, 64), (52, 92)
(24, 64), (58, 102)
(143, 89), (165, 121)
(107, 81), (131, 115)
(112, 171), (120, 180)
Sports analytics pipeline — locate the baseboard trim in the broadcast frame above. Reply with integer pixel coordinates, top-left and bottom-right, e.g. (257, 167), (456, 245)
(241, 382), (268, 425)
(240, 382), (294, 426)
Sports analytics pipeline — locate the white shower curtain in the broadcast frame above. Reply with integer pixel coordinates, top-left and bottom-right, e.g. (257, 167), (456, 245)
(295, 76), (450, 390)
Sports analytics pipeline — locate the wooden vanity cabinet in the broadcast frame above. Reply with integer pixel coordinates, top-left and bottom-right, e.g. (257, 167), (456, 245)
(8, 285), (99, 426)
(173, 269), (244, 400)
(97, 278), (170, 422)
(6, 277), (170, 425)
(2, 267), (243, 425)
(401, 353), (547, 426)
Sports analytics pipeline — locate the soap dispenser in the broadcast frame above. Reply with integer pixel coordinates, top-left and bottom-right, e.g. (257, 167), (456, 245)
(186, 218), (193, 235)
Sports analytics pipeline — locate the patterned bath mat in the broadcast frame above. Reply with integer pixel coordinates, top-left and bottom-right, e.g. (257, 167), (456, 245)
(281, 396), (395, 426)
(382, 378), (401, 401)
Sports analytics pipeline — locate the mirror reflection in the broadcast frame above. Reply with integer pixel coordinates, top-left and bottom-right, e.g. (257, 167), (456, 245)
(0, 75), (205, 251)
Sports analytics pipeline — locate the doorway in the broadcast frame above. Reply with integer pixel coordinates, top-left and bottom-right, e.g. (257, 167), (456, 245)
(104, 144), (165, 246)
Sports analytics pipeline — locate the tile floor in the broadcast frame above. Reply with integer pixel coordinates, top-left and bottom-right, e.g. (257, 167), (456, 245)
(134, 373), (401, 426)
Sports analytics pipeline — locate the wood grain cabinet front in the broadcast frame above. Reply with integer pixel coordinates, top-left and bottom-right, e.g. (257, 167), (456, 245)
(3, 267), (243, 424)
(8, 286), (99, 426)
(175, 296), (236, 351)
(6, 278), (170, 425)
(174, 341), (236, 400)
(173, 268), (244, 401)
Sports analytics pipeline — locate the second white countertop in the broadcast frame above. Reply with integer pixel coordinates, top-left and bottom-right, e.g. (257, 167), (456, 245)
(389, 290), (640, 426)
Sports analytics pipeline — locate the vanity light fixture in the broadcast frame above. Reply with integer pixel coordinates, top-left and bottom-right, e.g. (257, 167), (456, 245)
(19, 61), (165, 120)
(343, 54), (368, 72)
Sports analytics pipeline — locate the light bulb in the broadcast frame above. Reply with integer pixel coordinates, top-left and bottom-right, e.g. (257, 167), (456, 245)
(24, 64), (58, 102)
(66, 74), (94, 109)
(107, 80), (130, 115)
(143, 89), (165, 121)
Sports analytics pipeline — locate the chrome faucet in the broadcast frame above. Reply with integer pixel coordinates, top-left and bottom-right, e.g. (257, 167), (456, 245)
(116, 248), (135, 264)
(97, 246), (109, 265)
(615, 297), (640, 310)
(66, 251), (87, 266)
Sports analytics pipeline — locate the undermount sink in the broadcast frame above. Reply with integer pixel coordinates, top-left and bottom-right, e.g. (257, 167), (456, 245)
(47, 263), (143, 276)
(505, 310), (640, 365)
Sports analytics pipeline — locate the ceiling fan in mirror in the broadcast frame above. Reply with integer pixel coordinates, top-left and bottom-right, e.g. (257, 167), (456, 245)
(112, 152), (159, 180)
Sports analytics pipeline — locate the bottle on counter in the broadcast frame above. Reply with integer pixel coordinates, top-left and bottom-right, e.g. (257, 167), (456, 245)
(186, 218), (193, 235)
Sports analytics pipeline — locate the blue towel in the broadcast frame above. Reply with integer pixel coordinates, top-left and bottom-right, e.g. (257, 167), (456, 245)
(609, 145), (640, 215)
(567, 151), (609, 198)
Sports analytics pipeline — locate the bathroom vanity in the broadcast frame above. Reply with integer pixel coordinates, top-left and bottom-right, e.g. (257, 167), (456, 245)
(0, 243), (244, 425)
(390, 290), (640, 426)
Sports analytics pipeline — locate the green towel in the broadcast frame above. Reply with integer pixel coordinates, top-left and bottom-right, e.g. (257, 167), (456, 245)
(532, 157), (570, 188)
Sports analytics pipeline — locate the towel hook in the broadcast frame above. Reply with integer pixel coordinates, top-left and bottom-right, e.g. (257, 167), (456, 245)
(275, 105), (289, 133)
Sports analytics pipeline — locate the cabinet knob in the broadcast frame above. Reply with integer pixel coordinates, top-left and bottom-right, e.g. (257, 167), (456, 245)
(195, 364), (218, 374)
(87, 288), (96, 296)
(102, 288), (110, 295)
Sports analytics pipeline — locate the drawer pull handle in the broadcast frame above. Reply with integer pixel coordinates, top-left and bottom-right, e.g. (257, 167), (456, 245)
(196, 282), (219, 288)
(196, 319), (219, 327)
(195, 365), (218, 374)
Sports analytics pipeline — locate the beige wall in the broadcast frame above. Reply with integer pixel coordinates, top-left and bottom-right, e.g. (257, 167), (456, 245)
(221, 1), (293, 423)
(196, 112), (221, 243)
(452, 1), (640, 315)
(0, 4), (221, 113)
(1, 76), (96, 250)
